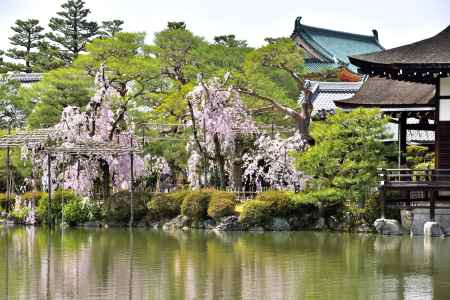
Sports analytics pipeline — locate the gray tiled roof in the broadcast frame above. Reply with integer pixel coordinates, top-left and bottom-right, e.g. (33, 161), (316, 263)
(310, 80), (434, 143)
(310, 81), (362, 114)
(0, 73), (43, 87)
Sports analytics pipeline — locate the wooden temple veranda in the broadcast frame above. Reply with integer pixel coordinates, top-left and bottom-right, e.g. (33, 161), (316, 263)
(344, 25), (450, 223)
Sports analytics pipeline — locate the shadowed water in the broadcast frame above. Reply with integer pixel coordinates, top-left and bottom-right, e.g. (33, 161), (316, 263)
(1, 227), (450, 300)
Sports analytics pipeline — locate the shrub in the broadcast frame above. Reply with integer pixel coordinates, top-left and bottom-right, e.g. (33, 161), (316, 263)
(10, 207), (30, 223)
(148, 191), (186, 219)
(181, 191), (210, 221)
(207, 191), (237, 220)
(239, 200), (271, 226)
(107, 191), (152, 223)
(20, 191), (46, 203)
(63, 199), (89, 226)
(37, 190), (80, 224)
(303, 188), (345, 205)
(254, 190), (293, 217)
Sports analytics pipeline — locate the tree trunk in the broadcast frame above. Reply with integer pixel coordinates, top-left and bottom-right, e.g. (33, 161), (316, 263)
(213, 134), (226, 188)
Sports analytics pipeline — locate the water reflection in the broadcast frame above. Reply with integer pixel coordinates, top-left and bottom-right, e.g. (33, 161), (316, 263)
(1, 227), (450, 300)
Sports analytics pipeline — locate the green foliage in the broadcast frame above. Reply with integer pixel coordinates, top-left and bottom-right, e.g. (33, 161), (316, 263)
(6, 18), (44, 73)
(180, 191), (210, 221)
(207, 191), (237, 220)
(21, 67), (92, 127)
(36, 190), (80, 224)
(99, 20), (124, 38)
(18, 191), (46, 202)
(108, 191), (151, 223)
(239, 200), (271, 226)
(10, 206), (29, 223)
(293, 108), (393, 204)
(62, 198), (89, 226)
(147, 192), (186, 219)
(254, 190), (293, 217)
(47, 0), (99, 62)
(149, 23), (206, 85)
(292, 188), (345, 206)
(406, 145), (434, 169)
(74, 32), (162, 132)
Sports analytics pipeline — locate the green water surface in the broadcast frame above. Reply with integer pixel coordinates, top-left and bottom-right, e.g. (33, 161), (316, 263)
(1, 227), (450, 300)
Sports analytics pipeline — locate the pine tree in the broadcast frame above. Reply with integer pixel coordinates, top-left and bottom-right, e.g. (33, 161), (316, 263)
(47, 0), (98, 63)
(6, 19), (44, 73)
(100, 20), (124, 38)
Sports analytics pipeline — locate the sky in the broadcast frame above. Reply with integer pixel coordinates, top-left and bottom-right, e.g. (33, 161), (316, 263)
(0, 0), (449, 52)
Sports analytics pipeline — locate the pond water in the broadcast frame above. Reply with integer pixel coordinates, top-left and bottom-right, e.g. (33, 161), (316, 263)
(1, 227), (450, 300)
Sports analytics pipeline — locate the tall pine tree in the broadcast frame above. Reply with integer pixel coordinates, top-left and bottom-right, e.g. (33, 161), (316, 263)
(47, 0), (98, 63)
(100, 20), (124, 38)
(6, 19), (44, 73)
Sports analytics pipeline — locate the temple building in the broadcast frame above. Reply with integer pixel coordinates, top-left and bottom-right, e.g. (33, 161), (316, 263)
(348, 25), (450, 236)
(291, 17), (383, 78)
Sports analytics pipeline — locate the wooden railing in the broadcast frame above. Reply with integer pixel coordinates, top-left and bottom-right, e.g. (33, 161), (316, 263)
(379, 168), (450, 187)
(378, 168), (450, 219)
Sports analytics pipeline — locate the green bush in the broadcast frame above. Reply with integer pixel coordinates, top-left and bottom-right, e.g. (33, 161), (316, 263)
(239, 200), (271, 226)
(108, 191), (151, 223)
(20, 191), (46, 203)
(255, 190), (293, 217)
(37, 190), (80, 224)
(10, 207), (30, 223)
(148, 191), (186, 219)
(303, 188), (345, 205)
(207, 191), (237, 220)
(181, 191), (211, 221)
(63, 199), (89, 226)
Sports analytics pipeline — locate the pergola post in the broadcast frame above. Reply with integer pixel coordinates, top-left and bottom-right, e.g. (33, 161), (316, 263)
(129, 138), (134, 227)
(47, 152), (52, 226)
(5, 126), (11, 213)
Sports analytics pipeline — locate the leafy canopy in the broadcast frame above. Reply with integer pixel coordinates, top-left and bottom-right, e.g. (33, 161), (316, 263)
(292, 108), (394, 200)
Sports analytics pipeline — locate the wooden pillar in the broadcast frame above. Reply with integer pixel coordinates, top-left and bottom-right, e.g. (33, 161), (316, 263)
(47, 152), (52, 226)
(5, 126), (11, 213)
(430, 190), (435, 222)
(129, 142), (134, 227)
(399, 112), (407, 166)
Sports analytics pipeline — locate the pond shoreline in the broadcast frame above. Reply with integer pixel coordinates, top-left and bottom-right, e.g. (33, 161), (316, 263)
(1, 214), (377, 233)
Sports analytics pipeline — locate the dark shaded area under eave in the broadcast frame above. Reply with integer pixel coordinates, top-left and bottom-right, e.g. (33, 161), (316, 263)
(334, 77), (435, 108)
(349, 26), (450, 72)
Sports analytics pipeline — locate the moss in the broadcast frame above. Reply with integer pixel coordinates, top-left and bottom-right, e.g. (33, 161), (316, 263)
(207, 191), (237, 220)
(181, 191), (210, 221)
(239, 200), (271, 226)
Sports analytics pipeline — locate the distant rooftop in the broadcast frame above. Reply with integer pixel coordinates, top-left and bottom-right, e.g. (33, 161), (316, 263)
(0, 72), (43, 87)
(310, 80), (433, 144)
(292, 17), (384, 73)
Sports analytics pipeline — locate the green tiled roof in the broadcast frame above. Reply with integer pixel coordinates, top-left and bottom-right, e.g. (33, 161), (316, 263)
(293, 17), (384, 71)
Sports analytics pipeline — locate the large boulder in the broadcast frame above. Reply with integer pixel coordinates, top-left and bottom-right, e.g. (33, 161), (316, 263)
(424, 221), (444, 237)
(270, 217), (291, 231)
(162, 215), (191, 231)
(373, 218), (404, 235)
(215, 216), (242, 231)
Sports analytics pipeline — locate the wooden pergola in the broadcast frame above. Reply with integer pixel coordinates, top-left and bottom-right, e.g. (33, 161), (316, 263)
(0, 129), (142, 226)
(348, 25), (450, 220)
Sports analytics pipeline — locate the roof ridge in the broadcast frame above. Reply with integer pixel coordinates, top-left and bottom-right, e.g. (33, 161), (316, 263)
(300, 24), (378, 41)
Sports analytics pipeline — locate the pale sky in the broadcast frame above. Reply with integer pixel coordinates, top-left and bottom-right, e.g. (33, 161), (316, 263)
(0, 0), (449, 52)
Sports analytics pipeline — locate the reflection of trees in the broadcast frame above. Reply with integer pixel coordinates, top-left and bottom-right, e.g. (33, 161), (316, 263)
(2, 228), (450, 299)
